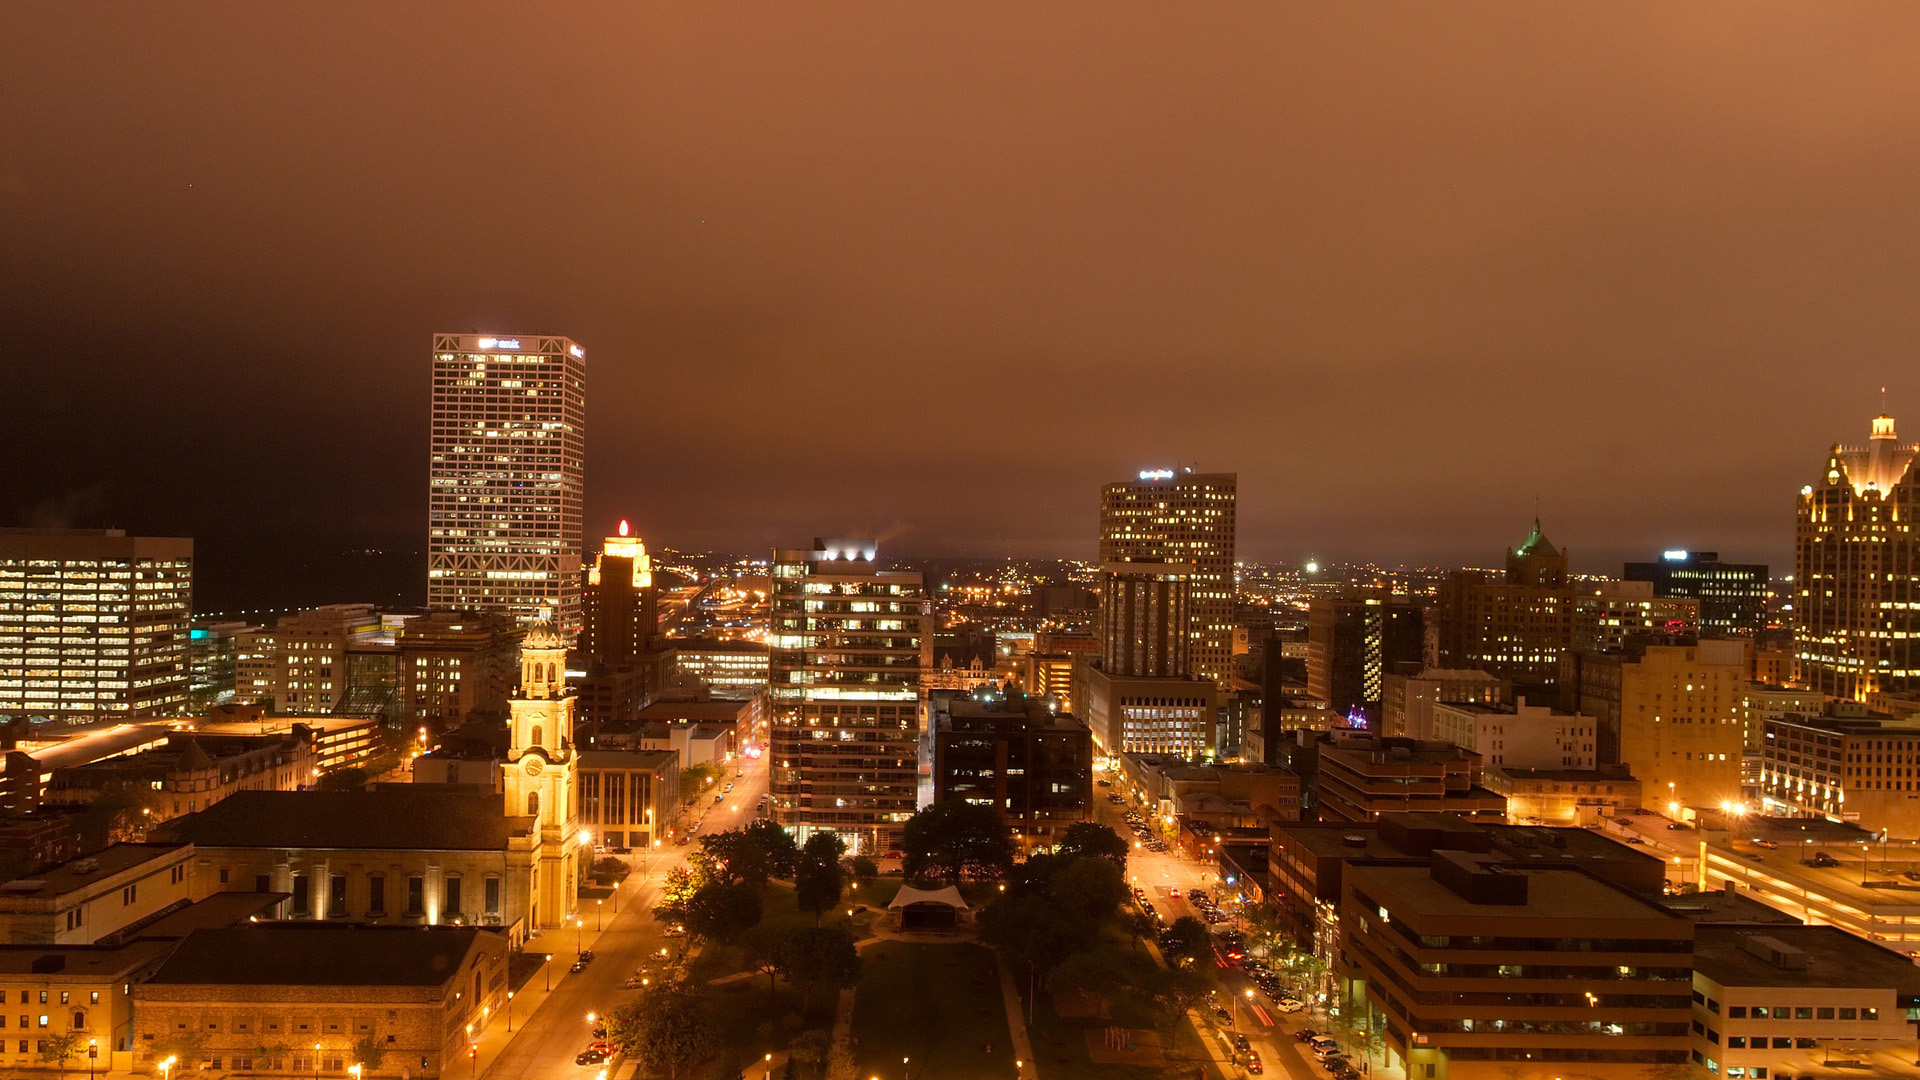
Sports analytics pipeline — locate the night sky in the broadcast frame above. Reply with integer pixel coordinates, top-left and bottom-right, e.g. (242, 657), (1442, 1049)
(4, 4), (1917, 613)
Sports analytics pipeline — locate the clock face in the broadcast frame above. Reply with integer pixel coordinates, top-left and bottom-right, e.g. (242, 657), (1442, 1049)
(523, 756), (544, 776)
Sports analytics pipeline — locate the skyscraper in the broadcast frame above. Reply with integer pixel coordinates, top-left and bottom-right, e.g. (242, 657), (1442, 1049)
(767, 540), (930, 852)
(1795, 413), (1920, 702)
(1430, 519), (1573, 691)
(428, 333), (586, 633)
(1306, 593), (1425, 721)
(578, 520), (657, 665)
(1098, 469), (1236, 688)
(0, 528), (193, 724)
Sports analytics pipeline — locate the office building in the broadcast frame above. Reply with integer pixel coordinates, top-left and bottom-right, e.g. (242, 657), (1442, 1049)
(1572, 580), (1698, 652)
(1382, 668), (1509, 739)
(577, 749), (678, 850)
(767, 540), (930, 852)
(1796, 413), (1920, 702)
(1078, 666), (1217, 758)
(270, 604), (385, 715)
(1314, 734), (1505, 822)
(1626, 550), (1770, 637)
(43, 729), (317, 823)
(187, 620), (249, 711)
(1430, 520), (1572, 690)
(394, 610), (518, 727)
(0, 940), (174, 1072)
(231, 626), (276, 706)
(1306, 594), (1424, 721)
(1690, 924), (1920, 1079)
(1428, 697), (1596, 770)
(0, 528), (193, 724)
(1485, 764), (1641, 825)
(929, 689), (1091, 849)
(1561, 640), (1747, 814)
(1021, 631), (1097, 713)
(428, 332), (586, 632)
(1343, 856), (1693, 1079)
(1734, 683), (1824, 790)
(1099, 469), (1236, 688)
(579, 520), (657, 664)
(1759, 706), (1920, 835)
(661, 637), (769, 698)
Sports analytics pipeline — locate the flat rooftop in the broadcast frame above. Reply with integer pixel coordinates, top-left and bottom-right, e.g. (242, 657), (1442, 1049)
(1694, 925), (1920, 995)
(0, 939), (173, 978)
(1350, 863), (1682, 924)
(0, 843), (189, 899)
(145, 925), (500, 986)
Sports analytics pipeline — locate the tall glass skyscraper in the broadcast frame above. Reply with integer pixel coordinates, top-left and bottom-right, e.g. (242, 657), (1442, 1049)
(0, 528), (193, 723)
(428, 333), (585, 633)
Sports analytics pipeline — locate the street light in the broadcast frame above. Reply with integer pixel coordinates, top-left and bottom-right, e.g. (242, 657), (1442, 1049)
(87, 1038), (97, 1080)
(597, 897), (604, 930)
(765, 1053), (774, 1080)
(544, 953), (554, 991)
(158, 1057), (175, 1080)
(350, 1066), (362, 1080)
(507, 990), (514, 1031)
(576, 917), (585, 956)
(314, 1042), (323, 1080)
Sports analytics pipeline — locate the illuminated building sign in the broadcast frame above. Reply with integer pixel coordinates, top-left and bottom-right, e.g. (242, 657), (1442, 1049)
(1138, 469), (1175, 481)
(477, 337), (521, 350)
(1663, 550), (1689, 561)
(569, 345), (585, 358)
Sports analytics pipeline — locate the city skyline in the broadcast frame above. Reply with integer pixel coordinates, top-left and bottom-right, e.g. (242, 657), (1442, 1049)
(7, 5), (1919, 613)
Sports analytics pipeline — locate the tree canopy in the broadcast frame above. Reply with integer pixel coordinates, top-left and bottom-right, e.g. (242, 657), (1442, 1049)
(1054, 821), (1129, 868)
(794, 832), (846, 923)
(1158, 916), (1214, 967)
(683, 881), (764, 947)
(900, 800), (1015, 883)
(611, 982), (718, 1080)
(775, 925), (863, 1006)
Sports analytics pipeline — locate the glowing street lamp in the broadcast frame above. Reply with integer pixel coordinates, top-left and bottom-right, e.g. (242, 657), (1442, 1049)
(314, 1042), (323, 1080)
(158, 1057), (176, 1080)
(507, 990), (514, 1031)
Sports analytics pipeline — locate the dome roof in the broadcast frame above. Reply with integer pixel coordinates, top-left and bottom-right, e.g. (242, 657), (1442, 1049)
(1514, 517), (1559, 559)
(523, 616), (566, 651)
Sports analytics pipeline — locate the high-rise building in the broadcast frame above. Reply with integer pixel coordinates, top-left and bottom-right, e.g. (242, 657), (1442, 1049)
(395, 610), (519, 727)
(1560, 639), (1747, 813)
(767, 540), (931, 852)
(1795, 413), (1920, 702)
(1430, 519), (1573, 691)
(271, 604), (385, 716)
(1571, 580), (1698, 652)
(0, 528), (193, 724)
(578, 520), (656, 664)
(1098, 469), (1236, 688)
(1625, 550), (1770, 636)
(1305, 594), (1424, 721)
(428, 333), (586, 633)
(1095, 559), (1193, 678)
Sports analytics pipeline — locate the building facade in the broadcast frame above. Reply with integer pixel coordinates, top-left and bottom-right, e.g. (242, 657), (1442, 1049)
(1795, 413), (1920, 702)
(1428, 699), (1596, 771)
(929, 690), (1091, 849)
(767, 541), (930, 852)
(1430, 520), (1572, 691)
(1098, 470), (1236, 688)
(1626, 550), (1770, 637)
(1562, 640), (1746, 815)
(1307, 595), (1424, 721)
(1315, 736), (1506, 822)
(579, 521), (656, 665)
(428, 333), (586, 632)
(0, 529), (193, 724)
(500, 622), (580, 929)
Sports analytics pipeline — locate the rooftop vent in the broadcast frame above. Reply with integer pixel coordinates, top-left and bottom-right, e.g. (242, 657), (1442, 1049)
(1342, 835), (1369, 849)
(0, 881), (45, 894)
(70, 858), (98, 874)
(1739, 934), (1809, 970)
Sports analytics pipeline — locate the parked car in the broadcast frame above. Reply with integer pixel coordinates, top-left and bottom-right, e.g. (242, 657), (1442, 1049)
(576, 1048), (608, 1065)
(1810, 852), (1841, 868)
(1751, 839), (1779, 849)
(1665, 822), (1693, 831)
(1275, 998), (1305, 1013)
(1246, 1052), (1263, 1074)
(1308, 1036), (1341, 1057)
(1232, 1034), (1251, 1054)
(1293, 1029), (1321, 1043)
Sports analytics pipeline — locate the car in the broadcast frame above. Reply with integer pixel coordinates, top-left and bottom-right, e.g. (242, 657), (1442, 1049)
(1308, 1036), (1341, 1056)
(1246, 1053), (1263, 1074)
(1811, 852), (1841, 868)
(1231, 1033), (1251, 1053)
(1665, 822), (1694, 831)
(1275, 998), (1305, 1013)
(1751, 839), (1779, 849)
(1624, 836), (1647, 845)
(1331, 1065), (1361, 1080)
(569, 959), (589, 973)
(1294, 1029), (1320, 1042)
(1904, 870), (1920, 883)
(1096, 779), (1111, 787)
(1188, 888), (1207, 900)
(576, 1048), (609, 1066)
(714, 794), (724, 803)
(1214, 1007), (1232, 1023)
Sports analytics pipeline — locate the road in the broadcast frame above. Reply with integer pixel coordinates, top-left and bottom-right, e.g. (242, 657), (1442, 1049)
(480, 750), (772, 1080)
(1090, 783), (1332, 1080)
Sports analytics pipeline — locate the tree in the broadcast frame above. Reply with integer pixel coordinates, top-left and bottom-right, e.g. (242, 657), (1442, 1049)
(787, 1029), (833, 1079)
(1055, 821), (1129, 868)
(1047, 854), (1128, 923)
(899, 800), (1016, 883)
(653, 865), (704, 930)
(744, 819), (801, 879)
(775, 925), (862, 1007)
(317, 766), (371, 790)
(149, 1031), (206, 1070)
(743, 925), (787, 995)
(611, 982), (718, 1080)
(1148, 965), (1217, 1035)
(824, 1045), (858, 1080)
(684, 881), (764, 947)
(76, 782), (162, 850)
(698, 830), (773, 889)
(795, 832), (846, 924)
(38, 1031), (81, 1075)
(978, 892), (1098, 989)
(847, 855), (878, 886)
(351, 1035), (385, 1072)
(1159, 916), (1214, 967)
(680, 762), (725, 803)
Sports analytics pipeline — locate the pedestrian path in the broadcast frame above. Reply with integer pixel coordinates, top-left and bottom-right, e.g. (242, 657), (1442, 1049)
(994, 949), (1039, 1080)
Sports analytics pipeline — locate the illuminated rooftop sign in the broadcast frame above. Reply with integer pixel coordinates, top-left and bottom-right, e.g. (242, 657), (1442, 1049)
(1662, 550), (1689, 561)
(477, 337), (521, 350)
(1138, 469), (1175, 481)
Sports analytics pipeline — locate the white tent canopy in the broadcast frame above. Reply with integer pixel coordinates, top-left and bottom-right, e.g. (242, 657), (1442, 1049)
(887, 885), (970, 911)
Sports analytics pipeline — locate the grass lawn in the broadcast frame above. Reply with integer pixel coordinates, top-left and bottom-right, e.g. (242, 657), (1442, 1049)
(851, 942), (1015, 1080)
(704, 978), (840, 1063)
(1019, 928), (1226, 1080)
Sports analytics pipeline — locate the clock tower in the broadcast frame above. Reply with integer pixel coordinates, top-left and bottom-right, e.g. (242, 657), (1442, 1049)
(503, 617), (580, 929)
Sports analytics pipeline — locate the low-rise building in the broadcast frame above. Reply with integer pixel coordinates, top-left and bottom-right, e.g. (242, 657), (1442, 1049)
(660, 637), (769, 697)
(0, 940), (174, 1072)
(0, 844), (200, 945)
(1484, 765), (1641, 825)
(1381, 669), (1509, 740)
(1079, 665), (1217, 758)
(1315, 734), (1505, 822)
(1691, 924), (1920, 1079)
(1342, 856), (1694, 1079)
(577, 750), (678, 850)
(196, 707), (383, 773)
(132, 923), (508, 1078)
(1429, 698), (1596, 770)
(43, 730), (316, 823)
(1760, 709), (1920, 836)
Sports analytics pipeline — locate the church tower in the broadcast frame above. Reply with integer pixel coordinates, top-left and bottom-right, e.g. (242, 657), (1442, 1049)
(503, 617), (580, 929)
